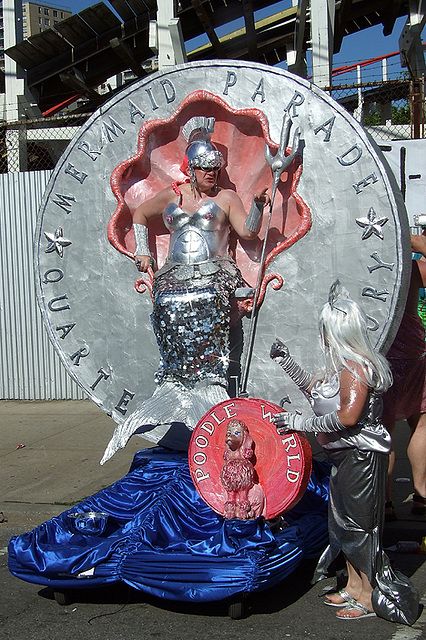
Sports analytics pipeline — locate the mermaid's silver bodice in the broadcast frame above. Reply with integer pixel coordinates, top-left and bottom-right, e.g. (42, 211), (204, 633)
(163, 200), (229, 265)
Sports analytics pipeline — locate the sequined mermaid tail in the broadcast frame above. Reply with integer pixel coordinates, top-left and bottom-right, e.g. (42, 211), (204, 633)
(100, 380), (229, 464)
(101, 259), (244, 464)
(151, 258), (243, 387)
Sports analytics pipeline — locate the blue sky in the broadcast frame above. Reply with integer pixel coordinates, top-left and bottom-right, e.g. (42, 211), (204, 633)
(68, 0), (423, 82)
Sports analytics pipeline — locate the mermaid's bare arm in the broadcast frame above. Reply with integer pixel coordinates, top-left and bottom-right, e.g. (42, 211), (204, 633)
(225, 188), (270, 240)
(133, 187), (174, 272)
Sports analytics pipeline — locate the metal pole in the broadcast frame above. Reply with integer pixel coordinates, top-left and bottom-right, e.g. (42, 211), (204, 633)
(411, 79), (423, 138)
(239, 112), (301, 395)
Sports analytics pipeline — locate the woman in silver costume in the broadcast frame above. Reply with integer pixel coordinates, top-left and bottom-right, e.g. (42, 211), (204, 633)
(101, 117), (269, 463)
(270, 281), (419, 625)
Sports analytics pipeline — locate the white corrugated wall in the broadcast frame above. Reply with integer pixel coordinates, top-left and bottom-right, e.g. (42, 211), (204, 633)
(0, 170), (85, 399)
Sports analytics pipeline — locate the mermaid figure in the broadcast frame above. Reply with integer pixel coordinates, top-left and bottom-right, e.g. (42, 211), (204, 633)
(101, 117), (270, 462)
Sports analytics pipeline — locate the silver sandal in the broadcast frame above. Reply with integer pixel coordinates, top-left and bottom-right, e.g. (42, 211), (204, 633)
(324, 589), (357, 607)
(336, 601), (376, 620)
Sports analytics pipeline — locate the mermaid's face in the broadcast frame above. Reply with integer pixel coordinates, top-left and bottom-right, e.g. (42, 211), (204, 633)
(225, 422), (244, 450)
(194, 167), (219, 192)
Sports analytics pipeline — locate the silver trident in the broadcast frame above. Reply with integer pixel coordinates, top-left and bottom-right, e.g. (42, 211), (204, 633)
(239, 111), (301, 396)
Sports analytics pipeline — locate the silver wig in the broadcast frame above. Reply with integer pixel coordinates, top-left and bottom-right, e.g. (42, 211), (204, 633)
(318, 280), (393, 394)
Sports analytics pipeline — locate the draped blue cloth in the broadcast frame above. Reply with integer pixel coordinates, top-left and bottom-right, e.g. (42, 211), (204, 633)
(8, 448), (329, 602)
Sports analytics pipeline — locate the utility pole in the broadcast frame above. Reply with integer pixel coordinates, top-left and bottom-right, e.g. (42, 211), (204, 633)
(310, 0), (335, 88)
(3, 0), (41, 171)
(399, 0), (426, 139)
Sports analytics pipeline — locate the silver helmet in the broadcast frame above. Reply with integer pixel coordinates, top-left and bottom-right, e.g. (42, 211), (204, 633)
(182, 117), (224, 186)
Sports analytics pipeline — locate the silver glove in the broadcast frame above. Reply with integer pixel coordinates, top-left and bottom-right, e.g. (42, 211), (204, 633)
(270, 338), (314, 392)
(244, 196), (264, 234)
(133, 223), (150, 256)
(273, 410), (344, 434)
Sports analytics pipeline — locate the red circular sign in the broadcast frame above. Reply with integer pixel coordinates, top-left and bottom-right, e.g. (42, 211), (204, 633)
(188, 397), (312, 519)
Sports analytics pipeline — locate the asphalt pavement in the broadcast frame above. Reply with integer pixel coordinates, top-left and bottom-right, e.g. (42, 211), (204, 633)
(0, 399), (425, 640)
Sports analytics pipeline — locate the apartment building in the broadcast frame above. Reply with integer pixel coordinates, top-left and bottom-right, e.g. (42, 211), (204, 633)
(22, 1), (71, 37)
(1, 1), (71, 71)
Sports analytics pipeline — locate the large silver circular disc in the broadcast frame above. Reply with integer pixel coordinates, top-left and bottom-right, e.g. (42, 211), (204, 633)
(35, 61), (410, 423)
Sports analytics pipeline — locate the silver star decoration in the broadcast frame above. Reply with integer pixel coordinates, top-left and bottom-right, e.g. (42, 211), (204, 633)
(44, 227), (72, 257)
(356, 207), (388, 240)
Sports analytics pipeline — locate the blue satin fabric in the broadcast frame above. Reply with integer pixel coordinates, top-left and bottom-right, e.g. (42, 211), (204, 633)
(8, 448), (329, 602)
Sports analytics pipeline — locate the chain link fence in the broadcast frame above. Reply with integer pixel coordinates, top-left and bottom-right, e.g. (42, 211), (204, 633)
(1, 77), (424, 172)
(330, 78), (424, 141)
(0, 113), (90, 173)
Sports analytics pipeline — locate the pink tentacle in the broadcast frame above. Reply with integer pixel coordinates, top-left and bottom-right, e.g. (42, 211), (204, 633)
(134, 267), (154, 299)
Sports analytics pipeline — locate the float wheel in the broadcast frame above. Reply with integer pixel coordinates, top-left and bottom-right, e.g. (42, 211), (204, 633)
(53, 590), (73, 606)
(228, 600), (245, 619)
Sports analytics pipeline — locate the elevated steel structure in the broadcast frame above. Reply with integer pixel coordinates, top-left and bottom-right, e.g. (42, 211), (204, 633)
(2, 0), (425, 115)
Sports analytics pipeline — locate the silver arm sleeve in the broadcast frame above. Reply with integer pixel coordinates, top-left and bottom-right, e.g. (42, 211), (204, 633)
(244, 196), (264, 234)
(270, 340), (314, 392)
(133, 223), (150, 256)
(275, 410), (345, 433)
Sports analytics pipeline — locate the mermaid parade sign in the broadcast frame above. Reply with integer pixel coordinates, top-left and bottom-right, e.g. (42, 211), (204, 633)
(35, 61), (410, 440)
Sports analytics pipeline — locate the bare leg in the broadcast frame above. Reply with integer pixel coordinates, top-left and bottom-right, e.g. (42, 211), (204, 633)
(407, 413), (426, 507)
(336, 567), (374, 618)
(325, 556), (362, 604)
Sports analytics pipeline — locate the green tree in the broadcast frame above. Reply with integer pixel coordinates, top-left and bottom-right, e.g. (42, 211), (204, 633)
(364, 108), (381, 126)
(363, 100), (411, 126)
(392, 101), (411, 124)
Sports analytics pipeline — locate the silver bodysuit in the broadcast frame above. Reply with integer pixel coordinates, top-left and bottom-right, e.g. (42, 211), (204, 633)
(311, 374), (419, 625)
(310, 374), (391, 454)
